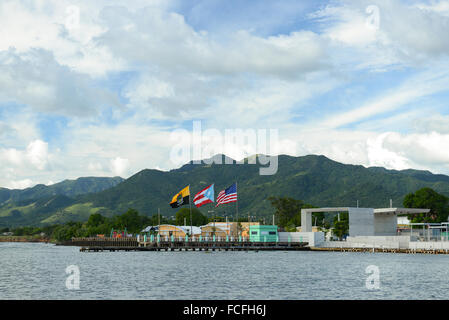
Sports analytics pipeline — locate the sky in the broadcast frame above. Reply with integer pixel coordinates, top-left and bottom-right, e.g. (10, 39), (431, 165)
(1, 0), (449, 188)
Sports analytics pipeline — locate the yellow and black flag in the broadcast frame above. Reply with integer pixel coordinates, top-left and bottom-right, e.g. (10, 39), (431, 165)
(170, 185), (190, 208)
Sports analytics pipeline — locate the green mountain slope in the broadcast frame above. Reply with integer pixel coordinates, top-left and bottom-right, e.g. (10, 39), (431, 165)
(2, 154), (449, 227)
(0, 176), (124, 205)
(0, 177), (124, 227)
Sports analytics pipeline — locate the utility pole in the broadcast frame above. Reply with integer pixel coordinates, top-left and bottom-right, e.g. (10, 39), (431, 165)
(248, 212), (251, 239)
(208, 210), (215, 238)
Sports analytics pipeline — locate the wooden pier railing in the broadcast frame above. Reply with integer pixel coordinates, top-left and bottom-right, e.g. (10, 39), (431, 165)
(60, 237), (138, 247)
(63, 237), (309, 252)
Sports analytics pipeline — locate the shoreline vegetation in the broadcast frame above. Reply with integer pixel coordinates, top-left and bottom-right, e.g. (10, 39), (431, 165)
(0, 235), (51, 243)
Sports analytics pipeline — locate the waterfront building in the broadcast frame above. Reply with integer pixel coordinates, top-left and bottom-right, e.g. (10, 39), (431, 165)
(296, 226), (321, 232)
(397, 216), (410, 227)
(157, 225), (202, 237)
(241, 222), (260, 238)
(141, 226), (158, 233)
(200, 225), (227, 238)
(204, 222), (238, 237)
(249, 225), (278, 242)
(300, 207), (429, 237)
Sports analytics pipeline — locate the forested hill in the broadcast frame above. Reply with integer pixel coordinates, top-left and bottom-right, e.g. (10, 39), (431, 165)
(82, 154), (449, 217)
(0, 176), (124, 204)
(2, 154), (449, 227)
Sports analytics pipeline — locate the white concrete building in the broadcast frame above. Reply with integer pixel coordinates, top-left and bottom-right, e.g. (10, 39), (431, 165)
(301, 207), (429, 237)
(301, 207), (433, 249)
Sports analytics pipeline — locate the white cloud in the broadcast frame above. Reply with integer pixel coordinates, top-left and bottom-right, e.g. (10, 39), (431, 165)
(97, 6), (328, 78)
(110, 157), (130, 177)
(314, 0), (449, 70)
(9, 179), (34, 189)
(0, 0), (128, 77)
(319, 69), (449, 129)
(88, 162), (104, 172)
(3, 148), (24, 167)
(0, 49), (121, 117)
(0, 139), (49, 171)
(0, 139), (54, 188)
(412, 113), (449, 134)
(382, 131), (449, 166)
(312, 4), (379, 47)
(26, 140), (49, 170)
(366, 132), (411, 170)
(416, 1), (449, 16)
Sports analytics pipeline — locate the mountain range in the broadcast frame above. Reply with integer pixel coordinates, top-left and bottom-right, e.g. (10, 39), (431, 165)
(1, 154), (449, 227)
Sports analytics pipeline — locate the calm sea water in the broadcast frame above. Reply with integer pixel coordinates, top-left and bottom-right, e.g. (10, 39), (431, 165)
(1, 242), (449, 300)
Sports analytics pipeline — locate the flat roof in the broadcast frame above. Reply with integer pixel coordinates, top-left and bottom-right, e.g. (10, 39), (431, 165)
(249, 225), (277, 229)
(409, 222), (442, 226)
(301, 207), (350, 213)
(374, 208), (430, 214)
(301, 207), (430, 214)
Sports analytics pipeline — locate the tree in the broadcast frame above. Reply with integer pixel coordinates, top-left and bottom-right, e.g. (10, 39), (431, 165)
(175, 208), (208, 226)
(52, 222), (87, 241)
(403, 188), (449, 222)
(87, 213), (105, 227)
(268, 197), (304, 227)
(333, 212), (348, 240)
(113, 208), (145, 233)
(268, 196), (314, 228)
(145, 214), (170, 226)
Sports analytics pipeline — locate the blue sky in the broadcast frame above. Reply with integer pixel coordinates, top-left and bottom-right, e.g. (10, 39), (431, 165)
(1, 0), (449, 188)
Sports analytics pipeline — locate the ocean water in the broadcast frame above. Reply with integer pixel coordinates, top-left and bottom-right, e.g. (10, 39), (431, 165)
(1, 242), (448, 300)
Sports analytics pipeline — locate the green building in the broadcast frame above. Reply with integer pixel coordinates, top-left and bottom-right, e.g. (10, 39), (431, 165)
(249, 225), (278, 242)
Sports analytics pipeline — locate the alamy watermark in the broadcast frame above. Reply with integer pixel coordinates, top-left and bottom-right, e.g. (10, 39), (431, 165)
(65, 265), (80, 290)
(65, 5), (80, 31)
(170, 121), (280, 175)
(365, 265), (380, 290)
(365, 5), (380, 30)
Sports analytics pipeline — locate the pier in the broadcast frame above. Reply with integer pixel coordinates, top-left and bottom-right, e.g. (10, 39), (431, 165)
(62, 237), (449, 254)
(63, 237), (310, 252)
(311, 246), (449, 254)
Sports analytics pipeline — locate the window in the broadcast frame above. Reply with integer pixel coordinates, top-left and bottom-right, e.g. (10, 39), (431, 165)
(251, 231), (258, 235)
(269, 231), (276, 235)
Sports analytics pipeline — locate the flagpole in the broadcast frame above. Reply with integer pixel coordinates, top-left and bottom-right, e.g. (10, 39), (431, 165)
(236, 181), (239, 238)
(189, 185), (193, 241)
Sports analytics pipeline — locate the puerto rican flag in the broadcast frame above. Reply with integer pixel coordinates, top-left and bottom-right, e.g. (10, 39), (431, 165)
(216, 183), (237, 207)
(193, 184), (214, 208)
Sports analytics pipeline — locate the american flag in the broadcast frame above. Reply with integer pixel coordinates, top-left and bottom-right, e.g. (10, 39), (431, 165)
(216, 183), (237, 207)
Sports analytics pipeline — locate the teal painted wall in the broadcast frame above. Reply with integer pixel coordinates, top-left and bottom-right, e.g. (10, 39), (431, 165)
(249, 225), (278, 242)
